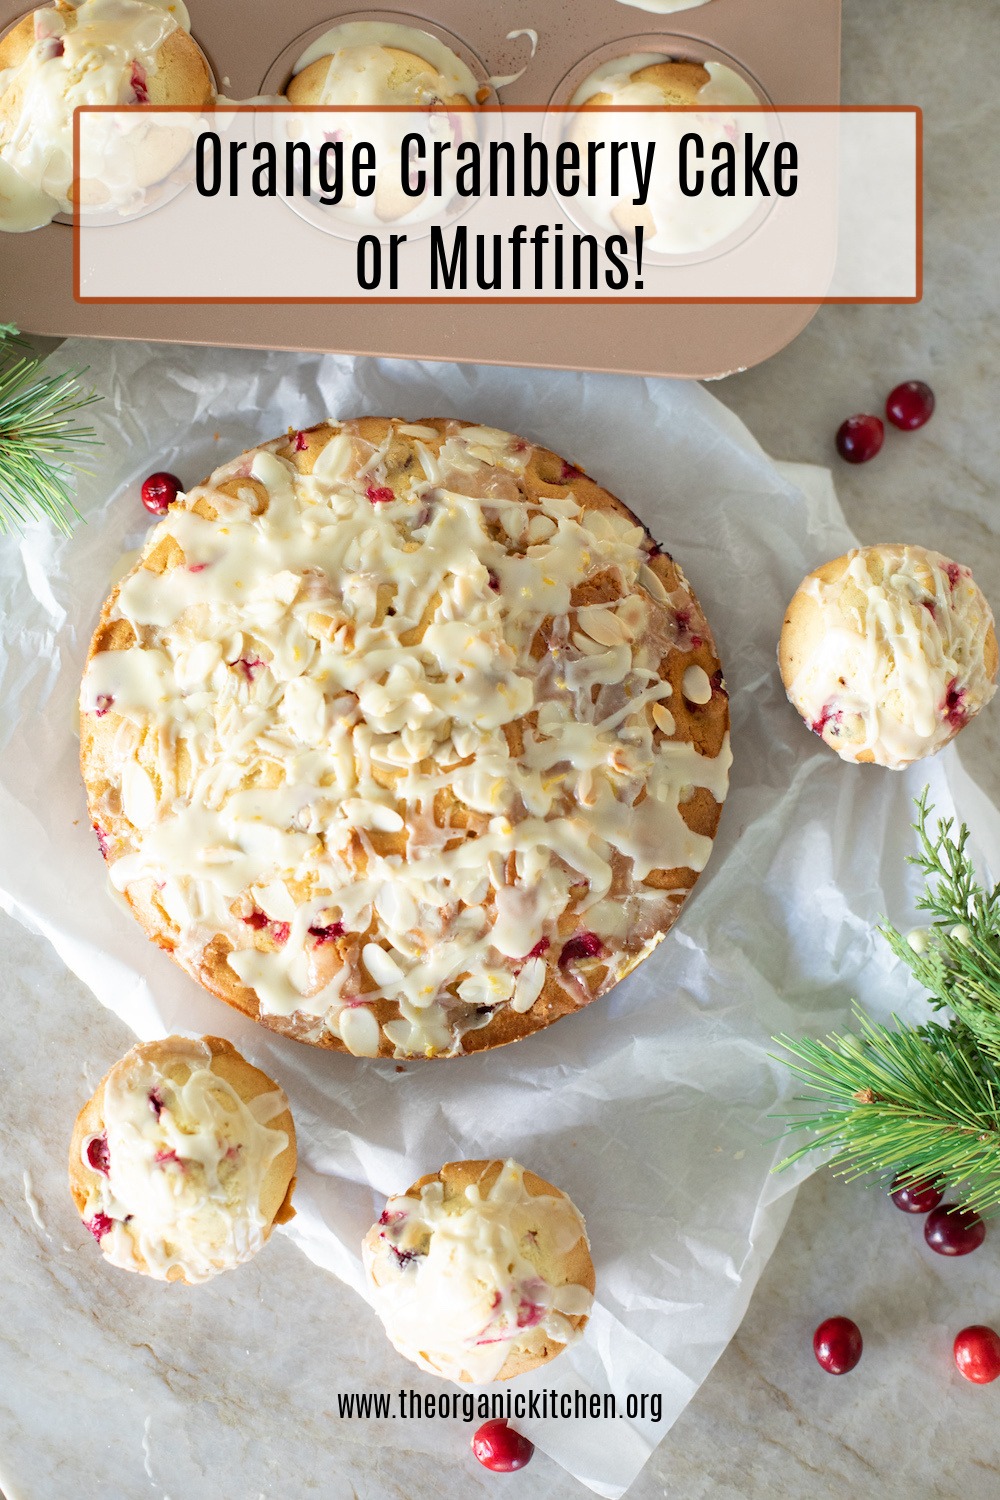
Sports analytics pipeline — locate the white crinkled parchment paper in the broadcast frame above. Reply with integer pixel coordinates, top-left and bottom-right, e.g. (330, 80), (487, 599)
(0, 340), (994, 1499)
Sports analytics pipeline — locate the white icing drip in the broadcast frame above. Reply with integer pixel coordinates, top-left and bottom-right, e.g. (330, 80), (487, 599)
(784, 545), (997, 769)
(82, 419), (730, 1058)
(363, 1160), (592, 1382)
(22, 1170), (49, 1235)
(0, 0), (191, 229)
(613, 0), (711, 11)
(79, 1037), (290, 1282)
(486, 27), (539, 91)
(568, 56), (760, 256)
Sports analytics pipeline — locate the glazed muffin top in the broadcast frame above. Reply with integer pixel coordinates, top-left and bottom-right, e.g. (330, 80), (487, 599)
(0, 0), (212, 223)
(80, 418), (730, 1059)
(69, 1035), (296, 1283)
(779, 544), (998, 768)
(363, 1159), (595, 1383)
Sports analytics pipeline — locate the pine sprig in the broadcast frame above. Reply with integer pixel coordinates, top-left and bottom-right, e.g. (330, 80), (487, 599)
(0, 326), (102, 535)
(774, 794), (1000, 1216)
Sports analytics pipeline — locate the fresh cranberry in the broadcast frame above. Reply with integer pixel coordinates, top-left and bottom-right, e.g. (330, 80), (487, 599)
(366, 485), (394, 504)
(890, 1177), (943, 1214)
(84, 1212), (114, 1243)
(187, 562), (208, 573)
(130, 61), (148, 103)
(243, 910), (269, 930)
(309, 922), (344, 943)
(886, 380), (935, 431)
(93, 823), (111, 859)
(141, 471), (182, 514)
(270, 922), (291, 945)
(954, 1326), (1000, 1384)
(472, 1421), (534, 1473)
(943, 680), (968, 731)
(813, 1316), (863, 1374)
(835, 414), (884, 464)
(234, 656), (265, 681)
(559, 931), (604, 965)
(487, 569), (501, 593)
(293, 430), (308, 452)
(811, 704), (842, 736)
(148, 1088), (164, 1119)
(560, 460), (584, 482)
(86, 1134), (110, 1176)
(925, 1204), (986, 1256)
(93, 693), (114, 717)
(944, 561), (964, 591)
(389, 1244), (416, 1268)
(524, 937), (550, 961)
(154, 1149), (181, 1166)
(516, 1300), (545, 1328)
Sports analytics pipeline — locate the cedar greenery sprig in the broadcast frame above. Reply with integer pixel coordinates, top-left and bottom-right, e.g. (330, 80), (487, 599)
(0, 324), (102, 535)
(774, 792), (1000, 1216)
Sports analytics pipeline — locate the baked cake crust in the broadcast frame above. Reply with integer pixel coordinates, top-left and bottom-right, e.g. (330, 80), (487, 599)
(81, 418), (731, 1058)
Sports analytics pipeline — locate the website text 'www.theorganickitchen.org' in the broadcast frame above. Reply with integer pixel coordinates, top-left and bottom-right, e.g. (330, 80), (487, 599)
(336, 1388), (665, 1423)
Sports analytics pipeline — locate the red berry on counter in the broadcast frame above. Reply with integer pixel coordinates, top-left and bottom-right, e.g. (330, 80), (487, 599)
(924, 1205), (985, 1257)
(835, 414), (884, 464)
(954, 1326), (1000, 1384)
(472, 1420), (534, 1472)
(886, 380), (935, 431)
(813, 1316), (863, 1374)
(890, 1176), (943, 1214)
(141, 471), (183, 514)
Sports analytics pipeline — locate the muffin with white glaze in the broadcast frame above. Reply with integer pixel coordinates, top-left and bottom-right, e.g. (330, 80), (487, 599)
(0, 0), (213, 231)
(363, 1159), (595, 1382)
(79, 418), (731, 1060)
(779, 544), (998, 767)
(69, 1035), (296, 1282)
(283, 21), (482, 225)
(567, 55), (760, 255)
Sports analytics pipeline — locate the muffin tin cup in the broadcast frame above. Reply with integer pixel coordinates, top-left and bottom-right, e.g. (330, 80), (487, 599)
(1, 0), (841, 378)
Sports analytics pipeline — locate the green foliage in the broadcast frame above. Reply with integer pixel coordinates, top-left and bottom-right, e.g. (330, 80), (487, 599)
(774, 792), (1000, 1215)
(0, 325), (101, 535)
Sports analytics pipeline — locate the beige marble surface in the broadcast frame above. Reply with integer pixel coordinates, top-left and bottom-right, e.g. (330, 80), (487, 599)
(3, 1), (1000, 1496)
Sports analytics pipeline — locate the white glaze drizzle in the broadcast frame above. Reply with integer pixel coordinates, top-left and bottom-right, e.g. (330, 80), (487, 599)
(78, 1037), (290, 1282)
(785, 545), (997, 768)
(363, 1160), (593, 1383)
(613, 0), (711, 11)
(568, 55), (760, 256)
(0, 0), (190, 229)
(82, 420), (730, 1058)
(485, 27), (539, 91)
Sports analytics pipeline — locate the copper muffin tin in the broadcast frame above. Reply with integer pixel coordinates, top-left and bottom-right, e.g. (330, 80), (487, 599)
(0, 0), (841, 376)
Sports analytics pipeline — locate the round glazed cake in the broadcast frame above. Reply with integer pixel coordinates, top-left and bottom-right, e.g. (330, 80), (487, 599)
(363, 1158), (594, 1382)
(69, 1035), (297, 1282)
(779, 543), (998, 768)
(80, 417), (731, 1059)
(0, 0), (213, 230)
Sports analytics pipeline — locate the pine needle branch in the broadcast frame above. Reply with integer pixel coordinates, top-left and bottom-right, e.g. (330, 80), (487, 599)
(0, 325), (102, 536)
(773, 794), (1000, 1216)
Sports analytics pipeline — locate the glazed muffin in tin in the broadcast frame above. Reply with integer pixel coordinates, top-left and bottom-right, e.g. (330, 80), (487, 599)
(80, 417), (731, 1058)
(0, 0), (213, 227)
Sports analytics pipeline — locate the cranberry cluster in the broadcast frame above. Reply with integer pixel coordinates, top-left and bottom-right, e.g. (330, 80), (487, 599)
(813, 1178), (996, 1383)
(835, 380), (935, 465)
